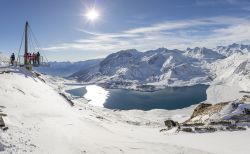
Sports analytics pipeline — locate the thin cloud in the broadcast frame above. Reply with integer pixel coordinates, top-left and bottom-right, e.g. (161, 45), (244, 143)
(44, 16), (250, 53)
(195, 0), (245, 6)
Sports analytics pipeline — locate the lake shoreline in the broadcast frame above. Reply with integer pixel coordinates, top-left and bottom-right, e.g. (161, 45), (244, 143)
(65, 84), (209, 111)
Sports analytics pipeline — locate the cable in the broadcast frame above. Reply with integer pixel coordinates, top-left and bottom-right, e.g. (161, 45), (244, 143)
(17, 27), (25, 56)
(17, 27), (25, 66)
(29, 25), (49, 63)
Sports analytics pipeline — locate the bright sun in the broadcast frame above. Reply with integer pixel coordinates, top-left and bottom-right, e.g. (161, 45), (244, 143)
(85, 9), (99, 21)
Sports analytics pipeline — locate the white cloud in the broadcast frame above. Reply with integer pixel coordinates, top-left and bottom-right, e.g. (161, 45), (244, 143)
(195, 0), (246, 6)
(44, 16), (250, 54)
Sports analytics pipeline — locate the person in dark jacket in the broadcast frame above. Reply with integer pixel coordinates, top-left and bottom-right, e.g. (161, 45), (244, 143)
(10, 53), (15, 66)
(36, 52), (40, 65)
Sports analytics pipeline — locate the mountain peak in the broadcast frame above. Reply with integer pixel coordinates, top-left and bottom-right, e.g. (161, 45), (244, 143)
(215, 43), (250, 57)
(185, 47), (225, 60)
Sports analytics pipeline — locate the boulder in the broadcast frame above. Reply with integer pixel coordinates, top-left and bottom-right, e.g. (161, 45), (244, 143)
(244, 108), (250, 115)
(164, 120), (178, 129)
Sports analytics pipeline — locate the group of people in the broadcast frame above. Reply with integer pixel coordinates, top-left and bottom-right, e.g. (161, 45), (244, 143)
(10, 51), (41, 66)
(24, 52), (41, 65)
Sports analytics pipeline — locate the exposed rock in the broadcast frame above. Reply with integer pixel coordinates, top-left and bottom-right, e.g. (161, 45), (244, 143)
(188, 102), (229, 122)
(0, 70), (10, 74)
(226, 125), (247, 131)
(165, 98), (250, 133)
(181, 123), (204, 127)
(244, 108), (250, 115)
(209, 121), (232, 126)
(2, 126), (8, 131)
(0, 117), (5, 127)
(159, 128), (169, 132)
(240, 95), (250, 102)
(96, 116), (104, 120)
(126, 121), (140, 126)
(194, 127), (217, 133)
(190, 103), (212, 119)
(0, 113), (7, 117)
(181, 128), (193, 132)
(164, 120), (178, 129)
(59, 93), (74, 106)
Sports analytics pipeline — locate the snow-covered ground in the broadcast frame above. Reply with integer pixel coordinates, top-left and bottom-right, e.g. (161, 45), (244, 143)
(1, 44), (250, 153)
(207, 53), (250, 103)
(0, 67), (250, 154)
(0, 53), (9, 67)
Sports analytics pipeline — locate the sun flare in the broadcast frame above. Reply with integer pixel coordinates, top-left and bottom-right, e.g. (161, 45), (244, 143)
(85, 9), (99, 21)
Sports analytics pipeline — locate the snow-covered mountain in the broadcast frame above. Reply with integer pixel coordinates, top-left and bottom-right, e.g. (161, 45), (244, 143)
(35, 59), (102, 77)
(206, 52), (250, 103)
(68, 43), (250, 90)
(69, 48), (215, 90)
(184, 47), (225, 61)
(214, 43), (250, 57)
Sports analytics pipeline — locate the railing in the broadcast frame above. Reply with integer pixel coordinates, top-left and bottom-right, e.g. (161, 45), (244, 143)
(17, 55), (49, 67)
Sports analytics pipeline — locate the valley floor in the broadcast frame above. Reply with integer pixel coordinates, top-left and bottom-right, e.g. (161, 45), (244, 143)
(0, 68), (250, 154)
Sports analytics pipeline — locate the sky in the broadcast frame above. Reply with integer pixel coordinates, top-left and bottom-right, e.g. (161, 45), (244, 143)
(1, 0), (250, 61)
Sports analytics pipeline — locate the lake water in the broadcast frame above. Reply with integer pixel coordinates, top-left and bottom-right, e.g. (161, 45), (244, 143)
(66, 85), (209, 111)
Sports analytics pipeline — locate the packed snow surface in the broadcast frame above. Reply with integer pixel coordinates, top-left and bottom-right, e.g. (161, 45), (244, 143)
(0, 67), (250, 154)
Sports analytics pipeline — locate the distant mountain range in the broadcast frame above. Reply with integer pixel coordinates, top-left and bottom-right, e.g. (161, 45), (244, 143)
(35, 59), (102, 77)
(2, 43), (250, 91)
(68, 43), (250, 90)
(215, 43), (250, 57)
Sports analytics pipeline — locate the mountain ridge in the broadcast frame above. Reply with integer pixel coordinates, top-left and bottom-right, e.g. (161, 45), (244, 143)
(69, 43), (250, 91)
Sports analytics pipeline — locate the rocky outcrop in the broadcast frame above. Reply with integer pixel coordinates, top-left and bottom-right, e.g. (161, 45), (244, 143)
(188, 102), (229, 123)
(164, 120), (178, 129)
(162, 97), (250, 133)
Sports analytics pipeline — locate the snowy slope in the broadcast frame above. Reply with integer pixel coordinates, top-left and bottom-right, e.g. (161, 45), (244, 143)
(0, 52), (9, 66)
(1, 68), (250, 154)
(207, 53), (250, 103)
(0, 67), (210, 154)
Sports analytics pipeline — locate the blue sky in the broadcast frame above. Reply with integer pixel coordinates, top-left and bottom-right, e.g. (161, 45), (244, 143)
(1, 0), (250, 61)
